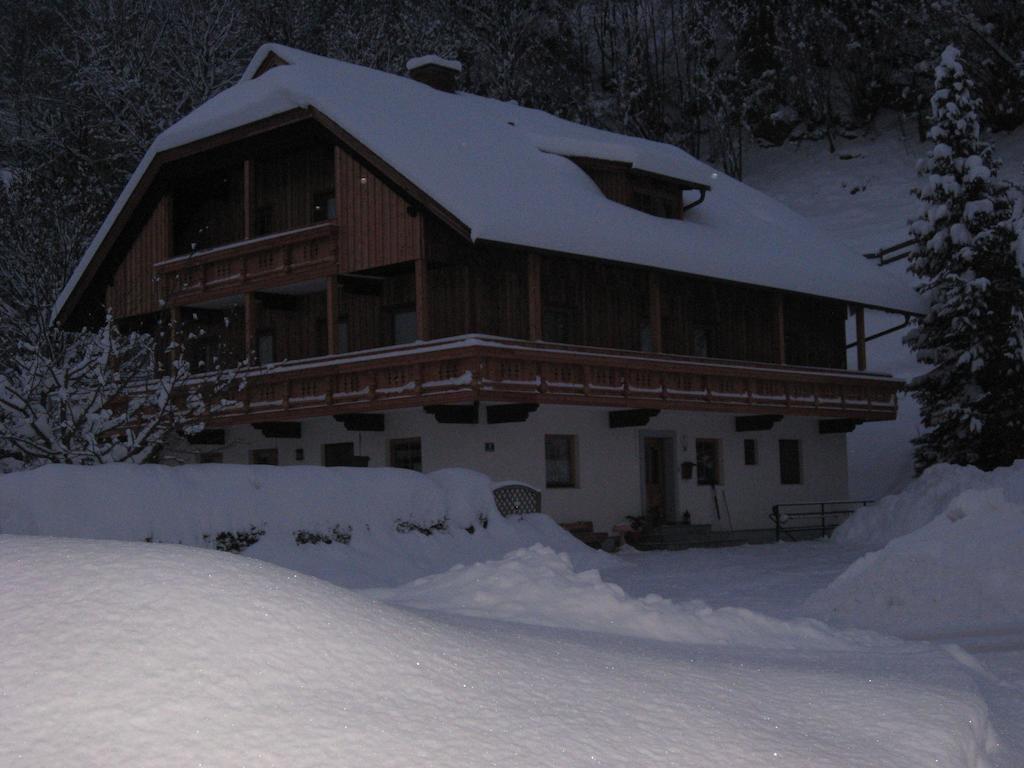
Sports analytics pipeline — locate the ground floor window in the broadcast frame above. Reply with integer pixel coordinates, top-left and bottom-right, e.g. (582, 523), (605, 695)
(743, 438), (758, 466)
(779, 439), (802, 485)
(250, 448), (278, 466)
(323, 442), (369, 467)
(389, 437), (422, 471)
(199, 451), (223, 464)
(545, 434), (578, 488)
(696, 438), (722, 485)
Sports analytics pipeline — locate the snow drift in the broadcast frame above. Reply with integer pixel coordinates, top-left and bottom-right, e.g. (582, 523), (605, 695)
(0, 536), (998, 767)
(809, 463), (1024, 637)
(371, 544), (899, 652)
(831, 460), (1024, 550)
(0, 463), (605, 587)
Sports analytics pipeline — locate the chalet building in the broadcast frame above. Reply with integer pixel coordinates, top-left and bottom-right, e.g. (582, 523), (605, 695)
(53, 45), (921, 536)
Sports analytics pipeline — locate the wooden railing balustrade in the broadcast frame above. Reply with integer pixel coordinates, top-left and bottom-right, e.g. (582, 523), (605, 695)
(202, 335), (902, 425)
(154, 222), (338, 304)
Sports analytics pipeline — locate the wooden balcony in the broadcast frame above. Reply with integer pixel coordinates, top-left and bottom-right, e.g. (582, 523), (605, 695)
(205, 335), (902, 426)
(154, 222), (338, 305)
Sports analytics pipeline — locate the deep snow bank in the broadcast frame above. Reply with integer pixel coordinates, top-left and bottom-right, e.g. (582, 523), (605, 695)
(0, 536), (998, 767)
(831, 461), (1024, 550)
(370, 544), (899, 652)
(0, 463), (605, 587)
(808, 463), (1024, 637)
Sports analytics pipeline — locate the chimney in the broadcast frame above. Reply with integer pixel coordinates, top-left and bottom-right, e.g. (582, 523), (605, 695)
(406, 55), (462, 93)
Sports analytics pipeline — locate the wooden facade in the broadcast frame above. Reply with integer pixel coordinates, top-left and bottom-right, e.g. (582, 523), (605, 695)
(73, 115), (895, 425)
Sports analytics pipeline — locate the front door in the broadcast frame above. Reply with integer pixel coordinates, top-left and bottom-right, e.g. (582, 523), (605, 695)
(643, 437), (668, 524)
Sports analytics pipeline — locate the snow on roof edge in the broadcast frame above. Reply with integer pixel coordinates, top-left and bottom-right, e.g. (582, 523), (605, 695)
(406, 55), (463, 73)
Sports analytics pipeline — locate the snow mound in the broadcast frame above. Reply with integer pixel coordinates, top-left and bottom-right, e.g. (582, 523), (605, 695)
(831, 460), (1024, 550)
(371, 544), (903, 651)
(808, 487), (1024, 637)
(0, 463), (607, 588)
(0, 536), (998, 767)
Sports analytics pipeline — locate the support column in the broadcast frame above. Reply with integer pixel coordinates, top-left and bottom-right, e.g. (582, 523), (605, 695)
(774, 293), (786, 365)
(415, 258), (429, 341)
(855, 305), (867, 371)
(333, 145), (345, 271)
(648, 271), (663, 353)
(528, 252), (543, 340)
(243, 159), (253, 240)
(326, 278), (338, 355)
(244, 292), (257, 362)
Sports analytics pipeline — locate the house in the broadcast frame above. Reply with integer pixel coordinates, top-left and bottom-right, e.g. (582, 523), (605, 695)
(53, 44), (921, 536)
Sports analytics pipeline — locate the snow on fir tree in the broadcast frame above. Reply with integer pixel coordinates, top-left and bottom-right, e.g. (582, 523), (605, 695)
(906, 45), (1024, 472)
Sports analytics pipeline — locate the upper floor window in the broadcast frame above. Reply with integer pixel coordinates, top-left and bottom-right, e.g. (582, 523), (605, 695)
(542, 306), (572, 344)
(173, 164), (244, 254)
(390, 306), (417, 345)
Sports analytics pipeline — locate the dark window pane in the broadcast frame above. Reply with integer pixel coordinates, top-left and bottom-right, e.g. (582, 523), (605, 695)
(744, 439), (758, 466)
(390, 438), (422, 471)
(251, 448), (278, 466)
(391, 308), (417, 345)
(545, 434), (577, 488)
(696, 439), (720, 485)
(779, 439), (802, 485)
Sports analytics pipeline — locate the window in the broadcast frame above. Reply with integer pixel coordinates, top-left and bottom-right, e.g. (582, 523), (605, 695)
(312, 190), (336, 222)
(337, 317), (350, 354)
(323, 442), (369, 467)
(389, 438), (422, 471)
(256, 331), (275, 365)
(639, 320), (654, 352)
(199, 452), (223, 464)
(250, 448), (278, 466)
(743, 439), (758, 466)
(390, 307), (417, 345)
(542, 307), (571, 344)
(779, 439), (802, 485)
(692, 326), (715, 358)
(545, 434), (578, 488)
(695, 438), (721, 486)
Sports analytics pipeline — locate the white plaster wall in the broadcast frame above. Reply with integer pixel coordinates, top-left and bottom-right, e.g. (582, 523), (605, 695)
(170, 404), (849, 534)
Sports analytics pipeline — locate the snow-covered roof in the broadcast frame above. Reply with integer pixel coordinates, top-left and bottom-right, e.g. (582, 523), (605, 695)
(406, 55), (462, 73)
(54, 43), (923, 321)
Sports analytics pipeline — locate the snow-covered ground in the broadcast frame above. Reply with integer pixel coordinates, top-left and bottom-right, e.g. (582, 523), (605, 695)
(744, 116), (1024, 499)
(2, 463), (1023, 766)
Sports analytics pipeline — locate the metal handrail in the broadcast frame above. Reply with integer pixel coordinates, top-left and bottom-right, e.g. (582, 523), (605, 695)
(769, 500), (873, 542)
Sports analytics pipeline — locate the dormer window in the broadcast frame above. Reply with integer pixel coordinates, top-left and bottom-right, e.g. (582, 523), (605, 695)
(562, 155), (708, 220)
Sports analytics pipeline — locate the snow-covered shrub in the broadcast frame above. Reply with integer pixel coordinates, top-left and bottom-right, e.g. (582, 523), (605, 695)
(0, 310), (236, 468)
(294, 526), (352, 545)
(207, 526), (265, 553)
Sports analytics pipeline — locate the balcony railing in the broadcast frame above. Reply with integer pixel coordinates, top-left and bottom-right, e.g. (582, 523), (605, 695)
(203, 334), (902, 425)
(155, 222), (338, 304)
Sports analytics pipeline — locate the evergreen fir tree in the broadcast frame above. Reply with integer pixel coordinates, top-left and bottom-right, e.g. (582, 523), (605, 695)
(906, 45), (1024, 471)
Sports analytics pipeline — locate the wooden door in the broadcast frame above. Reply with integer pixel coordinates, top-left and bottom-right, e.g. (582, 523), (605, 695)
(643, 437), (668, 524)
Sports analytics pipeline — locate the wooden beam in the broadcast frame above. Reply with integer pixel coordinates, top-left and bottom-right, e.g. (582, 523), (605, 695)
(855, 305), (867, 371)
(819, 418), (862, 434)
(243, 158), (253, 239)
(325, 278), (338, 355)
(333, 145), (345, 271)
(735, 414), (783, 432)
(424, 403), (479, 424)
(608, 409), (660, 429)
(774, 293), (786, 365)
(528, 252), (543, 340)
(486, 403), (539, 424)
(333, 413), (385, 431)
(415, 257), (429, 341)
(648, 271), (663, 353)
(244, 292), (257, 362)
